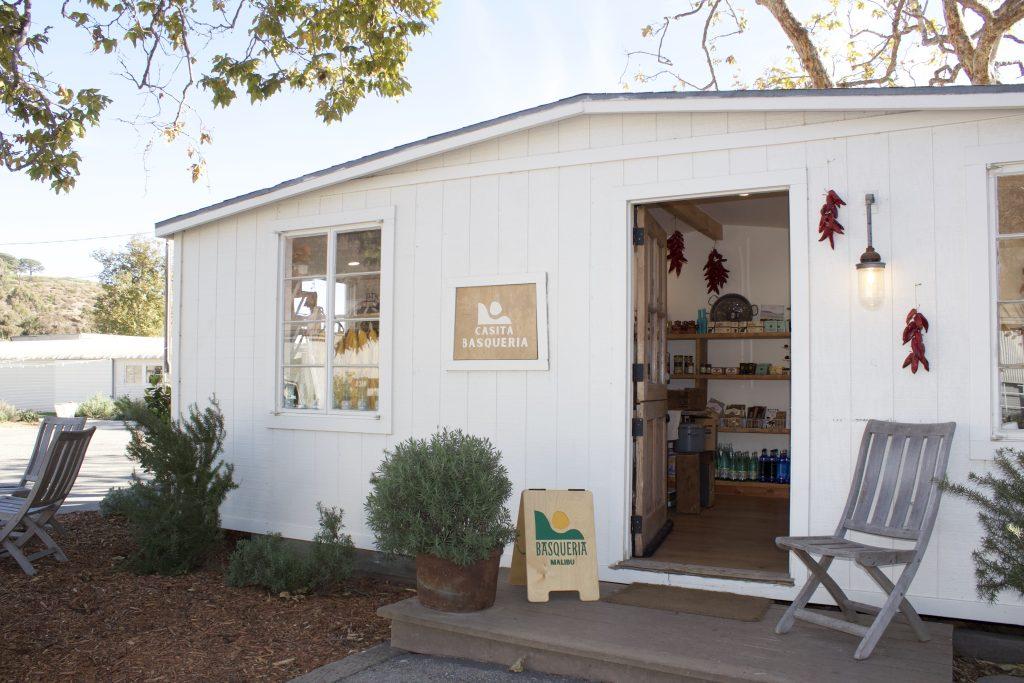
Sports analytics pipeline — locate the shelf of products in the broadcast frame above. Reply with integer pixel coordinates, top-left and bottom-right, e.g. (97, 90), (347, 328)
(714, 480), (790, 498)
(670, 373), (790, 381)
(667, 331), (790, 341)
(718, 426), (790, 435)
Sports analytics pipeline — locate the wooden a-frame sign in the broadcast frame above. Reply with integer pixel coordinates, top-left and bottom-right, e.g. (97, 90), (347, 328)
(510, 489), (600, 602)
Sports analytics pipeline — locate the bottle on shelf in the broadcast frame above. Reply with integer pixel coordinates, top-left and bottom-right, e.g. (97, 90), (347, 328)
(747, 451), (759, 481)
(768, 449), (780, 483)
(758, 448), (769, 482)
(778, 449), (790, 484)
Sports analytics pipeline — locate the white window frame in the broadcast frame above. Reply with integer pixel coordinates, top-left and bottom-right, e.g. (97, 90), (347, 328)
(967, 143), (1024, 459)
(269, 206), (395, 435)
(124, 364), (143, 385)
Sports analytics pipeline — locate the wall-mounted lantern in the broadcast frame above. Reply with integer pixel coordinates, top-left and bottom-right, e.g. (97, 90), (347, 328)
(856, 193), (886, 310)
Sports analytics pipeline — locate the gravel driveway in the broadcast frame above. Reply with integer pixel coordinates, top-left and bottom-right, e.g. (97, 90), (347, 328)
(0, 420), (135, 510)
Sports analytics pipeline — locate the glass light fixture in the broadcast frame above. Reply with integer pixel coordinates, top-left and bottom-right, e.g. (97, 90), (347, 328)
(856, 193), (886, 310)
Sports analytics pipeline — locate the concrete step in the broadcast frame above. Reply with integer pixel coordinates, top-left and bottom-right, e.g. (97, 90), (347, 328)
(378, 580), (952, 683)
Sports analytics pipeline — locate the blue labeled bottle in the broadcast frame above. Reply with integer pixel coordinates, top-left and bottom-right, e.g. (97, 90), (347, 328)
(758, 449), (769, 482)
(778, 449), (790, 484)
(768, 449), (780, 483)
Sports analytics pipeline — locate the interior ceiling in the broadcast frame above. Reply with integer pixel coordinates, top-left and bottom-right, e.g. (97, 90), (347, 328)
(649, 191), (789, 234)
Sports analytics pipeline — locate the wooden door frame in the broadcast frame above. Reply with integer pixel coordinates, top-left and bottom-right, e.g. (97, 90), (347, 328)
(610, 169), (810, 587)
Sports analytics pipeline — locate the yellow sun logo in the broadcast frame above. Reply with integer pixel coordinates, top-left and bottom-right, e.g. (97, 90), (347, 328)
(550, 511), (570, 532)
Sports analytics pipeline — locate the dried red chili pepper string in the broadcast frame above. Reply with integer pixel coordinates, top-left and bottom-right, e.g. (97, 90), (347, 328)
(703, 247), (729, 294)
(818, 189), (846, 249)
(667, 230), (687, 276)
(902, 308), (930, 373)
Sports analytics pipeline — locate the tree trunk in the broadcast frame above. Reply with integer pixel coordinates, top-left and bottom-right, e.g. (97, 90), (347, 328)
(755, 0), (834, 88)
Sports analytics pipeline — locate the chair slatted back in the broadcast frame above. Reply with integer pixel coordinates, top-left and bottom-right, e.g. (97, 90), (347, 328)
(31, 428), (96, 509)
(841, 420), (956, 542)
(23, 416), (87, 485)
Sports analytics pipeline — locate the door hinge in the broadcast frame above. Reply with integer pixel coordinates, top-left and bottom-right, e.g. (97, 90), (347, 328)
(632, 227), (645, 246)
(632, 362), (644, 382)
(632, 417), (644, 438)
(631, 515), (643, 534)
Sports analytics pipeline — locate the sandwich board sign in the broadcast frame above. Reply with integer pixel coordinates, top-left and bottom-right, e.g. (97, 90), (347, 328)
(510, 489), (599, 602)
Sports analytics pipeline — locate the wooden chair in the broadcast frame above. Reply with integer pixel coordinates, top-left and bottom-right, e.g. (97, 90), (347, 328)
(774, 420), (956, 660)
(0, 427), (96, 576)
(0, 416), (87, 496)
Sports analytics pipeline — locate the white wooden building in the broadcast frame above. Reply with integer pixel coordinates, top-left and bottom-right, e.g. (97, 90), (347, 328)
(0, 334), (164, 411)
(157, 86), (1024, 625)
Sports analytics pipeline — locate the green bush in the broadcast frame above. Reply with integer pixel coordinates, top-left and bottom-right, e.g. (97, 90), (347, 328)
(941, 448), (1024, 602)
(99, 485), (147, 518)
(0, 400), (19, 422)
(76, 392), (119, 419)
(116, 398), (237, 575)
(17, 409), (40, 423)
(226, 503), (355, 594)
(365, 428), (516, 566)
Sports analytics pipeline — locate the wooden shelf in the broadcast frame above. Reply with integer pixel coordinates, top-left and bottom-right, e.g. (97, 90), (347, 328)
(717, 427), (790, 435)
(668, 331), (790, 341)
(715, 480), (790, 498)
(670, 373), (790, 381)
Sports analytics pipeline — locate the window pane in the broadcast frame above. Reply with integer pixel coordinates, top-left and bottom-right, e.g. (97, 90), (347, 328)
(124, 365), (142, 384)
(284, 278), (328, 321)
(283, 321), (327, 365)
(998, 238), (1024, 301)
(332, 367), (380, 411)
(336, 229), (381, 275)
(285, 234), (327, 277)
(334, 274), (381, 318)
(998, 175), (1024, 235)
(333, 320), (380, 365)
(282, 366), (325, 410)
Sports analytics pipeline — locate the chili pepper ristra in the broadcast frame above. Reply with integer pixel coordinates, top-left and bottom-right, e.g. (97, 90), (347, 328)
(667, 230), (687, 276)
(902, 308), (930, 373)
(818, 190), (846, 249)
(703, 247), (729, 294)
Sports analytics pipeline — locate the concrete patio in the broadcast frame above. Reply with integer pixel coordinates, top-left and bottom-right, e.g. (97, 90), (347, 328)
(0, 420), (134, 509)
(380, 575), (952, 682)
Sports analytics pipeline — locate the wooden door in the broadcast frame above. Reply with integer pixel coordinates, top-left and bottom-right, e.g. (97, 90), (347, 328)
(632, 206), (671, 557)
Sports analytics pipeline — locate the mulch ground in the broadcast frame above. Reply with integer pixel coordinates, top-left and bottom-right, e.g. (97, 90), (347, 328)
(0, 512), (412, 682)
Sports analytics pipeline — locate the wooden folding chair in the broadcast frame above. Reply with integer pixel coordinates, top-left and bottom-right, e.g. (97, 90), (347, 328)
(0, 427), (96, 576)
(1, 416), (87, 496)
(775, 420), (956, 660)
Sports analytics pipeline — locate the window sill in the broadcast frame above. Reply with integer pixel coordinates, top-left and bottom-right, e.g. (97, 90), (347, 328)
(267, 411), (391, 435)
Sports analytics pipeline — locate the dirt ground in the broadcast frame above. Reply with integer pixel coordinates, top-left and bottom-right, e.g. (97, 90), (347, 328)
(0, 512), (411, 682)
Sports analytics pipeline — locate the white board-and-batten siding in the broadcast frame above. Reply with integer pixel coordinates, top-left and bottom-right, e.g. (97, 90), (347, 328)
(169, 108), (1024, 624)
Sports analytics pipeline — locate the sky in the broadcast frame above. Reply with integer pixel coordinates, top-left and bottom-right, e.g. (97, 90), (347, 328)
(0, 1), (800, 279)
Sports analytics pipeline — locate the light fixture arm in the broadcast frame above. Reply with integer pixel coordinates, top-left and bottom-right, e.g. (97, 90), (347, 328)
(865, 193), (875, 250)
(858, 193), (883, 267)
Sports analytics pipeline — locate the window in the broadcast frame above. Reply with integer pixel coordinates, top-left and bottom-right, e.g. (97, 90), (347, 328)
(124, 364), (143, 384)
(277, 211), (391, 432)
(995, 169), (1024, 433)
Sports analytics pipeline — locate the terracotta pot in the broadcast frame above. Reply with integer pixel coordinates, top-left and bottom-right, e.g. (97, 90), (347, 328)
(415, 548), (501, 612)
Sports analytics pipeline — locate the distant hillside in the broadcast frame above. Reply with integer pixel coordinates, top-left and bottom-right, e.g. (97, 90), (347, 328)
(0, 276), (101, 339)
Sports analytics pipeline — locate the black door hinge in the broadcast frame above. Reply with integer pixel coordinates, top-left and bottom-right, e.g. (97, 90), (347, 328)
(631, 515), (643, 533)
(632, 362), (644, 382)
(633, 227), (645, 246)
(632, 417), (644, 438)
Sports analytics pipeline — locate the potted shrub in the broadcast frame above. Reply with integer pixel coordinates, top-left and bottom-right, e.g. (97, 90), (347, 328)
(365, 428), (516, 612)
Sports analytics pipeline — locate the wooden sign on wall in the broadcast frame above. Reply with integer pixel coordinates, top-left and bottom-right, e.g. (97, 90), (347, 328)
(510, 489), (600, 602)
(446, 273), (549, 370)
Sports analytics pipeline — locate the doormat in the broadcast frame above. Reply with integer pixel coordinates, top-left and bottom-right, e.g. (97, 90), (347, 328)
(603, 583), (771, 622)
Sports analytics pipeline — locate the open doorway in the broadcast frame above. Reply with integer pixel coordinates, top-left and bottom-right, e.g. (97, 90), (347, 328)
(629, 191), (792, 583)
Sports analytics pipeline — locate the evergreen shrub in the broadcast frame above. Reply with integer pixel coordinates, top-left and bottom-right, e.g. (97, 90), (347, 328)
(365, 428), (516, 566)
(941, 448), (1024, 602)
(76, 392), (118, 419)
(226, 503), (355, 594)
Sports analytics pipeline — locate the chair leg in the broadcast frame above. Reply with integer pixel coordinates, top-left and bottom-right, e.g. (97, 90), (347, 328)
(777, 552), (858, 634)
(2, 538), (36, 576)
(862, 565), (930, 642)
(853, 565), (923, 660)
(21, 516), (66, 562)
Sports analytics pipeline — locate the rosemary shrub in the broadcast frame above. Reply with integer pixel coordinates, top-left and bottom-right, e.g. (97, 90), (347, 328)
(940, 448), (1024, 602)
(365, 429), (516, 566)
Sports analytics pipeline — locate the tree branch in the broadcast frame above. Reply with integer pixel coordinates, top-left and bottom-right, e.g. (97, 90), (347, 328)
(754, 0), (833, 88)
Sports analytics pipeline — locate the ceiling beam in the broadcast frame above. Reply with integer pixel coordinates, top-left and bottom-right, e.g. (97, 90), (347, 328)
(661, 201), (724, 241)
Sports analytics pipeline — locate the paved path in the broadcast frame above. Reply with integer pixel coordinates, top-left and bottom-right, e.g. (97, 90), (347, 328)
(0, 420), (135, 510)
(293, 644), (583, 683)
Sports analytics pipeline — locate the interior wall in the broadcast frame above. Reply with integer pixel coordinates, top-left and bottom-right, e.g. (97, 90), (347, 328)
(663, 212), (792, 448)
